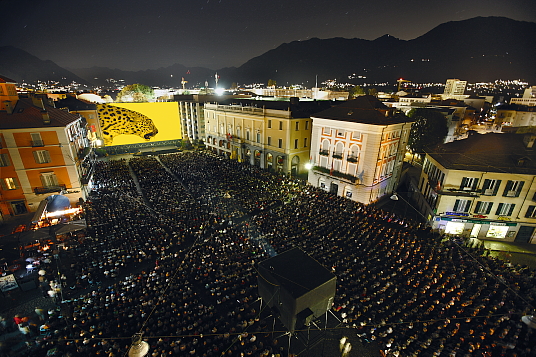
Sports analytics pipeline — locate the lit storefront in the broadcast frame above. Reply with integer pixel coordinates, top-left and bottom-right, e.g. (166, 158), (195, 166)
(435, 216), (519, 240)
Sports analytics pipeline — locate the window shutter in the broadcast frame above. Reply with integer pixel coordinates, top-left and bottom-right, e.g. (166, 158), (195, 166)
(453, 200), (460, 212)
(460, 178), (468, 190)
(475, 201), (482, 213)
(485, 203), (492, 214)
(496, 203), (504, 215)
(33, 151), (40, 163)
(516, 181), (525, 196)
(526, 206), (535, 218)
(503, 180), (513, 196)
(472, 178), (479, 190)
(508, 204), (515, 216)
(493, 180), (502, 195)
(481, 179), (490, 193)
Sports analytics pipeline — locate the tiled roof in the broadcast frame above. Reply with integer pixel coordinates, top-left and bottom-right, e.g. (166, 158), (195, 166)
(426, 133), (536, 174)
(55, 96), (96, 111)
(312, 95), (411, 125)
(0, 75), (17, 83)
(0, 98), (81, 129)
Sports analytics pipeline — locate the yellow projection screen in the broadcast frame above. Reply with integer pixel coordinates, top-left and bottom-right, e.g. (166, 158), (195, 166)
(97, 102), (182, 146)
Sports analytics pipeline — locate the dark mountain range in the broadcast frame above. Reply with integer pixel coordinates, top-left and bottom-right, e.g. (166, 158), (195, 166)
(0, 46), (91, 87)
(1, 17), (534, 89)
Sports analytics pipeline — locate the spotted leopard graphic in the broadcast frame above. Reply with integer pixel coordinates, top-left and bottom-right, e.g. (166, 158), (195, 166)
(97, 104), (159, 145)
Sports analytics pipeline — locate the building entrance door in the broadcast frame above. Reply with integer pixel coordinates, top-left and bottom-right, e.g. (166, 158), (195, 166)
(330, 183), (338, 195)
(515, 226), (535, 243)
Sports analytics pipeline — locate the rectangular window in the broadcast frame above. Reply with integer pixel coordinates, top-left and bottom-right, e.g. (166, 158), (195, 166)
(31, 133), (43, 147)
(304, 137), (308, 147)
(337, 129), (345, 137)
(246, 130), (250, 141)
(278, 139), (282, 148)
(305, 121), (309, 130)
(481, 179), (501, 196)
(268, 120), (272, 129)
(453, 199), (471, 213)
(40, 172), (59, 187)
(33, 150), (51, 164)
(460, 177), (479, 191)
(496, 203), (515, 216)
(0, 153), (10, 167)
(256, 132), (261, 143)
(295, 122), (299, 131)
(352, 131), (361, 140)
(1, 177), (18, 190)
(279, 121), (283, 130)
(294, 139), (298, 149)
(474, 201), (493, 214)
(503, 180), (524, 197)
(267, 137), (272, 146)
(323, 127), (330, 135)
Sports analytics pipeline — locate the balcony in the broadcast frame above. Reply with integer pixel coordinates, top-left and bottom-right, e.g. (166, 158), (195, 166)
(312, 166), (357, 183)
(34, 184), (66, 195)
(332, 152), (343, 159)
(347, 155), (358, 163)
(319, 149), (329, 156)
(31, 140), (44, 147)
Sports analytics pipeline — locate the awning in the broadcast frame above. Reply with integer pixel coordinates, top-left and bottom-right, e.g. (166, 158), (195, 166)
(31, 200), (48, 223)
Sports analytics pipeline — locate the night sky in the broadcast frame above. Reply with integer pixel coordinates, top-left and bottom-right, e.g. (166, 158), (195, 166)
(2, 0), (535, 71)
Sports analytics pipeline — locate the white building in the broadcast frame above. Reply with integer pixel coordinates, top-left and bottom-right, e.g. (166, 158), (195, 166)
(308, 96), (413, 204)
(510, 86), (536, 106)
(443, 79), (467, 99)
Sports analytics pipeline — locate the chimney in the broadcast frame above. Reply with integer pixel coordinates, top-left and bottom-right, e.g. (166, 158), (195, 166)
(3, 100), (13, 114)
(42, 110), (51, 125)
(31, 96), (45, 110)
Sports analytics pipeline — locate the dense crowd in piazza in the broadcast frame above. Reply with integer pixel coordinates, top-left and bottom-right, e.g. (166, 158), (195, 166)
(3, 151), (536, 356)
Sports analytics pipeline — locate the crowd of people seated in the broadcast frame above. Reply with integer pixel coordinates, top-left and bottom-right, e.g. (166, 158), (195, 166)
(10, 152), (536, 356)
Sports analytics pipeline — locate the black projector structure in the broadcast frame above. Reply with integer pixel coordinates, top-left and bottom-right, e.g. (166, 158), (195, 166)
(257, 247), (337, 334)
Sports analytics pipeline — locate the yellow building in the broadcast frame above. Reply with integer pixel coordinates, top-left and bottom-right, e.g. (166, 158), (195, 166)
(0, 75), (91, 219)
(204, 98), (331, 176)
(418, 132), (536, 243)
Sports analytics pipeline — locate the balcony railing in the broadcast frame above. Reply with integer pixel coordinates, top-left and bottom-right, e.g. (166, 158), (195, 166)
(31, 140), (44, 147)
(34, 185), (66, 195)
(347, 155), (358, 163)
(319, 149), (329, 156)
(332, 152), (343, 159)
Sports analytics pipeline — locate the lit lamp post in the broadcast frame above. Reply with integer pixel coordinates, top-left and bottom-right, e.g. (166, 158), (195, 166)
(128, 333), (149, 357)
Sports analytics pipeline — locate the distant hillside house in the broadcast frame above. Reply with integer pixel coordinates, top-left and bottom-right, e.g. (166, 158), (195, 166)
(308, 96), (413, 204)
(417, 132), (536, 243)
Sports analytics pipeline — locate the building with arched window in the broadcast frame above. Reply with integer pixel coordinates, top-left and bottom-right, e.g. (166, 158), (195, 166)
(204, 98), (331, 176)
(308, 96), (413, 204)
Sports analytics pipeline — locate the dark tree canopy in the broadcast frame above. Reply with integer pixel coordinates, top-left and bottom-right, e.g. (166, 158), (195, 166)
(407, 108), (449, 154)
(116, 83), (154, 102)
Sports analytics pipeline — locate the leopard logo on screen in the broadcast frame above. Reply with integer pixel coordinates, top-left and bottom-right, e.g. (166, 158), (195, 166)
(97, 104), (159, 145)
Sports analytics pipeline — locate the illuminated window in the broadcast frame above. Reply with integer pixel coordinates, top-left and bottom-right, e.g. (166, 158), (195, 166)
(460, 177), (479, 191)
(33, 150), (51, 164)
(1, 177), (18, 190)
(496, 203), (515, 216)
(453, 199), (471, 213)
(503, 180), (524, 197)
(0, 153), (10, 167)
(474, 201), (493, 214)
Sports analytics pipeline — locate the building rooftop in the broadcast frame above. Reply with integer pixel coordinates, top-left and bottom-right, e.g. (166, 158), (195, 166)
(0, 75), (16, 83)
(212, 98), (333, 118)
(55, 96), (97, 111)
(0, 97), (81, 129)
(312, 95), (411, 125)
(426, 132), (536, 175)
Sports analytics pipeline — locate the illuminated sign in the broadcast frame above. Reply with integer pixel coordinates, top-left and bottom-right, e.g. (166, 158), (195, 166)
(97, 102), (181, 146)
